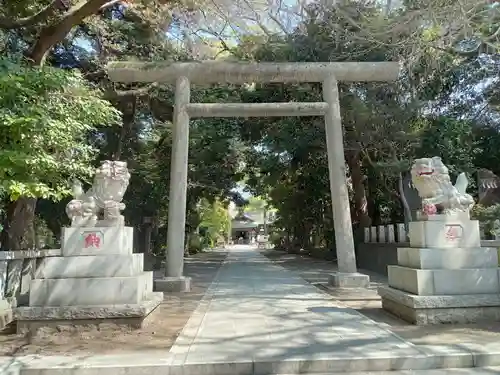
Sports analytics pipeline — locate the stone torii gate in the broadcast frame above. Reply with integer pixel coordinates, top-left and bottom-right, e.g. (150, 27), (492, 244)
(106, 61), (400, 292)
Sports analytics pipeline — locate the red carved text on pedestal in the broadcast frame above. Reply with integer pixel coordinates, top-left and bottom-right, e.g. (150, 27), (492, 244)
(84, 233), (101, 248)
(445, 225), (462, 241)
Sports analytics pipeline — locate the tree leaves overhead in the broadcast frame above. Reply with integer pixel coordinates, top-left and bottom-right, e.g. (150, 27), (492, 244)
(0, 56), (120, 201)
(229, 0), (500, 248)
(2, 0), (500, 254)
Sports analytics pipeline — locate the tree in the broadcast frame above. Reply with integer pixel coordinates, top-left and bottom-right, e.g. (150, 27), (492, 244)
(0, 0), (133, 65)
(199, 198), (230, 246)
(244, 196), (266, 212)
(0, 56), (119, 250)
(26, 0), (248, 257)
(0, 0), (191, 251)
(0, 0), (135, 251)
(230, 0), (500, 250)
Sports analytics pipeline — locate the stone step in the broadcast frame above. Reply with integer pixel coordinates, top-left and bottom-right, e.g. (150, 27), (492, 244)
(3, 350), (500, 375)
(397, 247), (498, 270)
(378, 285), (500, 324)
(35, 254), (144, 279)
(388, 265), (500, 295)
(280, 370), (500, 374)
(3, 366), (499, 375)
(14, 292), (163, 334)
(29, 272), (153, 306)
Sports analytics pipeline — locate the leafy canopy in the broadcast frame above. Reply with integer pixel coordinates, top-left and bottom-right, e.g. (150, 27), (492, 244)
(199, 198), (230, 240)
(0, 56), (121, 201)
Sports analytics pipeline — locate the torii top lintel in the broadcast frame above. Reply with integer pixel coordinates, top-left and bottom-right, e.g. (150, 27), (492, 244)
(106, 61), (400, 84)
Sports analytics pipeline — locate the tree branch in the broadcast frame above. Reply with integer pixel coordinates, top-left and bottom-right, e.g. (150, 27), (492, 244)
(29, 0), (111, 65)
(99, 0), (123, 10)
(0, 0), (62, 29)
(111, 85), (157, 99)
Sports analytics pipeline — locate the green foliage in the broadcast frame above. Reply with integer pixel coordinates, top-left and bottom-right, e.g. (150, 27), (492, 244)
(151, 86), (246, 235)
(374, 116), (481, 191)
(232, 0), (500, 248)
(244, 196), (267, 212)
(0, 57), (120, 201)
(472, 204), (500, 236)
(199, 199), (230, 245)
(3, 0), (500, 255)
(417, 117), (480, 176)
(472, 204), (500, 223)
(473, 125), (500, 176)
(269, 232), (283, 248)
(188, 234), (203, 254)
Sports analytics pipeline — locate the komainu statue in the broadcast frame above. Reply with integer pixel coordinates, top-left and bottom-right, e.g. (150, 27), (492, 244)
(410, 156), (474, 215)
(66, 160), (131, 227)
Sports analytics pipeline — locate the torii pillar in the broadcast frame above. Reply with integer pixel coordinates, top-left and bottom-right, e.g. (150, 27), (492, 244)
(106, 61), (400, 291)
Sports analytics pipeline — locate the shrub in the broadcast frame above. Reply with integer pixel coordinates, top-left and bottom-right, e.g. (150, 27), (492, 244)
(471, 204), (500, 238)
(188, 235), (203, 254)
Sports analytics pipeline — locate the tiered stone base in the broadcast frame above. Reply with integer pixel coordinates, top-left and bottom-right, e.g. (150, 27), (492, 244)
(20, 226), (163, 334)
(0, 299), (13, 330)
(379, 285), (500, 325)
(379, 214), (500, 325)
(15, 292), (163, 334)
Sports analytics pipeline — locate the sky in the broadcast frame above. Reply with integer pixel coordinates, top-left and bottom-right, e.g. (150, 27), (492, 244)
(233, 182), (253, 199)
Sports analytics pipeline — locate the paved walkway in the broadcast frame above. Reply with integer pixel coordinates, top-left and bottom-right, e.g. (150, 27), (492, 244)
(4, 245), (500, 374)
(169, 246), (457, 373)
(263, 249), (500, 347)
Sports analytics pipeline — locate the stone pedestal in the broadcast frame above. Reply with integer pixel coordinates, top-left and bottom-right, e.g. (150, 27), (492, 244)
(16, 226), (162, 333)
(0, 298), (13, 330)
(379, 213), (500, 325)
(154, 276), (191, 292)
(329, 272), (370, 288)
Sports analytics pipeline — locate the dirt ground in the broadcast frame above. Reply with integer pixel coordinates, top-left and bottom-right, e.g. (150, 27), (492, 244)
(261, 249), (500, 346)
(0, 251), (227, 357)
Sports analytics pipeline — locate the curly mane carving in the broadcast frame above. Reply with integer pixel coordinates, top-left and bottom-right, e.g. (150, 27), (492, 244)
(410, 156), (474, 215)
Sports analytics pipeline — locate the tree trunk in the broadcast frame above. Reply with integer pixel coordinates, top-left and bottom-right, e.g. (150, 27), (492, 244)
(2, 198), (37, 251)
(113, 98), (136, 160)
(347, 151), (371, 227)
(0, 0), (115, 300)
(2, 0), (110, 248)
(1, 197), (37, 299)
(398, 172), (412, 230)
(3, 0), (109, 247)
(30, 0), (112, 65)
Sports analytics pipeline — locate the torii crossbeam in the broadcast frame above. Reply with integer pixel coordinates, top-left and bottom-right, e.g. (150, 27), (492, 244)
(106, 60), (400, 292)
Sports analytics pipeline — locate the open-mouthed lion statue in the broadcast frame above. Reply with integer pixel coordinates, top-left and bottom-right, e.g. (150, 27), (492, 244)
(410, 156), (474, 215)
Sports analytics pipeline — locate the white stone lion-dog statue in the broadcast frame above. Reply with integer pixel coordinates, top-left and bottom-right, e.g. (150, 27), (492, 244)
(410, 156), (474, 215)
(65, 160), (130, 227)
